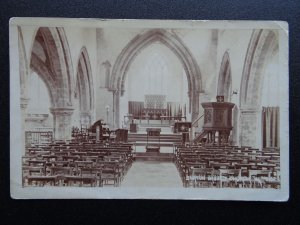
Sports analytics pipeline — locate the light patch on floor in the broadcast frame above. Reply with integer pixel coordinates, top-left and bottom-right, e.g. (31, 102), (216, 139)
(121, 161), (183, 188)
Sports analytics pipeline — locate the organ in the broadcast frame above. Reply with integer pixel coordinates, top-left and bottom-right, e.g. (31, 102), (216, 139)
(88, 120), (110, 142)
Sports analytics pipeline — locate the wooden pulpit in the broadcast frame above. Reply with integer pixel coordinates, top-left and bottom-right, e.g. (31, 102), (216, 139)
(201, 101), (235, 144)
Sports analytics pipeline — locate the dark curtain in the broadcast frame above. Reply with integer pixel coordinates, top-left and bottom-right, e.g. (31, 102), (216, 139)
(166, 102), (186, 118)
(262, 107), (280, 148)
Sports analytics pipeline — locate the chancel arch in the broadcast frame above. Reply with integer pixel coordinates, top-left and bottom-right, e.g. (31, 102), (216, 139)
(110, 29), (203, 127)
(29, 27), (74, 140)
(120, 43), (190, 127)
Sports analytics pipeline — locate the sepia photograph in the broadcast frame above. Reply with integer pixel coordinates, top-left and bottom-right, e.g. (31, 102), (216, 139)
(9, 18), (289, 200)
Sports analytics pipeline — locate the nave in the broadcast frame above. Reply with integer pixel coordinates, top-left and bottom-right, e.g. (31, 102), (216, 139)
(22, 136), (280, 189)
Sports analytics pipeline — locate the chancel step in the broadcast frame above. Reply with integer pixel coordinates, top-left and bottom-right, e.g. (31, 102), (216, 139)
(134, 152), (174, 162)
(130, 142), (178, 147)
(128, 133), (182, 142)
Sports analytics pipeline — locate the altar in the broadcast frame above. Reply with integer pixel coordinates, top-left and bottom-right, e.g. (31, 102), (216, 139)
(126, 94), (187, 125)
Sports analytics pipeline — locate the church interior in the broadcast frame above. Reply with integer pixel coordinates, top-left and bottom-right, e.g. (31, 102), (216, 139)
(17, 25), (281, 189)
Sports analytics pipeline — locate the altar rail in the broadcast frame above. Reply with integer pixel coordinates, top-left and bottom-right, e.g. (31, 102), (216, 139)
(124, 115), (186, 125)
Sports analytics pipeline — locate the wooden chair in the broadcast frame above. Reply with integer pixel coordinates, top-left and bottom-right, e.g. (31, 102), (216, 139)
(80, 167), (103, 187)
(219, 169), (241, 188)
(99, 162), (119, 187)
(27, 176), (57, 186)
(64, 175), (97, 187)
(248, 170), (272, 188)
(187, 168), (214, 188)
(22, 166), (46, 187)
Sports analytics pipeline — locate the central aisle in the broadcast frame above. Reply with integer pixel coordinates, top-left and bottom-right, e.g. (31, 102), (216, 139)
(121, 161), (183, 188)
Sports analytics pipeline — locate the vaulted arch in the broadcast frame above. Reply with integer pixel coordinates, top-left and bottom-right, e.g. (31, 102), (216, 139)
(110, 29), (203, 126)
(29, 27), (74, 140)
(240, 29), (278, 108)
(30, 27), (74, 108)
(239, 29), (278, 147)
(76, 47), (94, 126)
(111, 29), (202, 94)
(217, 51), (232, 101)
(76, 47), (94, 113)
(18, 26), (29, 99)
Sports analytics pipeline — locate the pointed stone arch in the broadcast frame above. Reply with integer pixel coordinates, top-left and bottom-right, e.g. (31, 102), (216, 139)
(76, 47), (94, 126)
(217, 51), (232, 102)
(240, 29), (278, 109)
(239, 29), (278, 147)
(110, 29), (203, 126)
(30, 27), (74, 108)
(18, 26), (29, 100)
(29, 27), (74, 140)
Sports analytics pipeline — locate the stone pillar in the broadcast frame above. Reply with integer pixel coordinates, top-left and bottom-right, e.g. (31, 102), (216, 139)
(239, 109), (259, 148)
(102, 60), (111, 88)
(187, 91), (191, 114)
(20, 97), (29, 154)
(114, 90), (120, 129)
(80, 112), (92, 128)
(190, 92), (208, 140)
(20, 97), (30, 116)
(231, 106), (239, 146)
(191, 90), (200, 122)
(50, 107), (74, 141)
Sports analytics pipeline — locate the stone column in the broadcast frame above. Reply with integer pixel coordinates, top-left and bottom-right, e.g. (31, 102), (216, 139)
(113, 90), (120, 129)
(80, 112), (92, 128)
(20, 97), (30, 116)
(239, 109), (259, 148)
(190, 92), (207, 140)
(50, 107), (74, 141)
(20, 97), (29, 154)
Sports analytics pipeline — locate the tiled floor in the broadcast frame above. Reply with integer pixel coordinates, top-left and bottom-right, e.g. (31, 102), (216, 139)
(121, 161), (183, 188)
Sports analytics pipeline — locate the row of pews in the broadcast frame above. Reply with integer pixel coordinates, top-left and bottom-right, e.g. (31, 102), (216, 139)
(22, 141), (134, 187)
(174, 144), (280, 189)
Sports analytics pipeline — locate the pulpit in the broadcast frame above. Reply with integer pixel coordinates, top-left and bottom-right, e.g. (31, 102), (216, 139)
(201, 100), (235, 144)
(145, 128), (161, 153)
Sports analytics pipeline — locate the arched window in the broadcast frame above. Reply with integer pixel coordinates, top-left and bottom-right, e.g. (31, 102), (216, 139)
(143, 50), (168, 95)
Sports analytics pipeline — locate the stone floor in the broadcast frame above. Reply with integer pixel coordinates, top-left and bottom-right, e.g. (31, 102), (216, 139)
(121, 161), (183, 188)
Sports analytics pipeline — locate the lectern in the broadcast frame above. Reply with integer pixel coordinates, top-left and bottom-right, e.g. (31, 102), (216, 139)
(115, 129), (128, 142)
(174, 122), (192, 143)
(201, 100), (235, 145)
(130, 122), (137, 133)
(145, 128), (161, 153)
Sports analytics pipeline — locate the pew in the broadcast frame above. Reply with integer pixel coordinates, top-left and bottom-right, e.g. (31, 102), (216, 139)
(22, 141), (134, 187)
